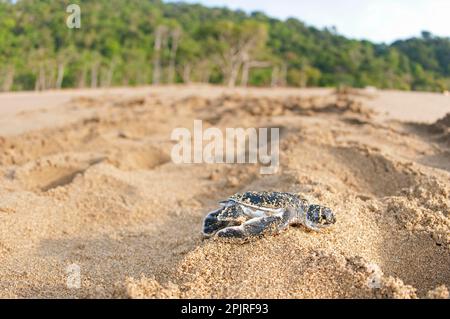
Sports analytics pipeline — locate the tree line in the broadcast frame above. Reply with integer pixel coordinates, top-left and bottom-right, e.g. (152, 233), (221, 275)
(0, 0), (449, 92)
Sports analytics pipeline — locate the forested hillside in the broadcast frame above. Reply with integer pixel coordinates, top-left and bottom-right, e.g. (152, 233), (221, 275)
(0, 0), (449, 92)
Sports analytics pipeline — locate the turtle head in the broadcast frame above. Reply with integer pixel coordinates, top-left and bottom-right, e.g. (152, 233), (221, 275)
(304, 204), (336, 230)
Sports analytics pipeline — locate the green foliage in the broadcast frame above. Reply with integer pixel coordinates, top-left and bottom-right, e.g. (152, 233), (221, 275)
(0, 0), (448, 91)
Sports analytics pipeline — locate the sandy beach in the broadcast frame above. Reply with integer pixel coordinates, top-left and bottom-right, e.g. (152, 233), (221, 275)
(0, 85), (448, 298)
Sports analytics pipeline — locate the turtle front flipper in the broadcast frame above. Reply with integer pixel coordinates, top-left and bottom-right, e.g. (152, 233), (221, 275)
(216, 208), (294, 239)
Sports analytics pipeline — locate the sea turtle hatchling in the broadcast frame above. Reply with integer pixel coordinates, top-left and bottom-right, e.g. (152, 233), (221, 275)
(203, 191), (336, 239)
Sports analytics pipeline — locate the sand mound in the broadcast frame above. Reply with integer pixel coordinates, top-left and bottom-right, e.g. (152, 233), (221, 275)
(0, 90), (448, 298)
(387, 179), (450, 246)
(120, 248), (417, 299)
(196, 92), (374, 120)
(430, 113), (450, 147)
(434, 113), (450, 129)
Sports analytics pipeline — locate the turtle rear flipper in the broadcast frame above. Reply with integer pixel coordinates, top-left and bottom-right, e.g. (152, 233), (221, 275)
(216, 204), (247, 222)
(216, 208), (293, 239)
(202, 208), (231, 237)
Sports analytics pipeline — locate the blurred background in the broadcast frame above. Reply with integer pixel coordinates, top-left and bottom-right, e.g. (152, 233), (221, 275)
(0, 0), (449, 92)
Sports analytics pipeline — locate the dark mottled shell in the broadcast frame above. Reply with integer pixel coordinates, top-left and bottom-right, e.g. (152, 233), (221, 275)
(229, 191), (307, 210)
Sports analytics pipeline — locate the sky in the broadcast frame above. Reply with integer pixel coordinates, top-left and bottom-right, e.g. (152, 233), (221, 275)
(165, 0), (450, 43)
